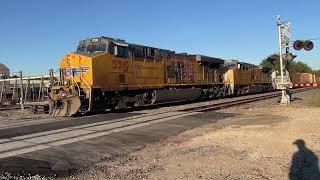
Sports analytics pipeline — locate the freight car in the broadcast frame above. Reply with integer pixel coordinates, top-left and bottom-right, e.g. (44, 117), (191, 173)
(290, 73), (316, 84)
(49, 36), (273, 116)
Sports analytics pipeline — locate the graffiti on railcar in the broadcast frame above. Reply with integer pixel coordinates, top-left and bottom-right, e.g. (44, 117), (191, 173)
(175, 62), (195, 82)
(133, 64), (142, 77)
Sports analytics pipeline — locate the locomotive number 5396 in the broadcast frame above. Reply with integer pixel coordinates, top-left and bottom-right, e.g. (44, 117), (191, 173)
(112, 60), (129, 70)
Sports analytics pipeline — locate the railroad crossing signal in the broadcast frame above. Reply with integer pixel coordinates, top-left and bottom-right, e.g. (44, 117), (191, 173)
(283, 53), (297, 63)
(293, 40), (314, 51)
(267, 53), (296, 65)
(267, 54), (278, 65)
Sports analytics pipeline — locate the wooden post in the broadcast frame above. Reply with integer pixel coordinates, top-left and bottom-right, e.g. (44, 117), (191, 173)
(19, 71), (24, 110)
(24, 77), (30, 103)
(41, 76), (44, 100)
(12, 78), (17, 101)
(0, 79), (4, 102)
(31, 82), (35, 101)
(38, 77), (42, 101)
(49, 69), (54, 86)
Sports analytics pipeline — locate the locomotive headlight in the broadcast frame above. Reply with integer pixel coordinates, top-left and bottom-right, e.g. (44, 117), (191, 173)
(91, 38), (99, 43)
(64, 81), (68, 85)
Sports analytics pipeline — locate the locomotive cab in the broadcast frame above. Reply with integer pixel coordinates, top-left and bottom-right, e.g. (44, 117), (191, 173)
(49, 36), (142, 116)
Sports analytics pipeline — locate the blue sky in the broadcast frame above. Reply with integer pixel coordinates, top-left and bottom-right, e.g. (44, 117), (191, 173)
(0, 0), (320, 75)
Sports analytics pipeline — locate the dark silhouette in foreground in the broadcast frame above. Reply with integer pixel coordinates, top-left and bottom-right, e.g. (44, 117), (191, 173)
(289, 139), (320, 180)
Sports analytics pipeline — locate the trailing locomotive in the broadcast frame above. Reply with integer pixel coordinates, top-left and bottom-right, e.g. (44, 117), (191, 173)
(49, 36), (273, 116)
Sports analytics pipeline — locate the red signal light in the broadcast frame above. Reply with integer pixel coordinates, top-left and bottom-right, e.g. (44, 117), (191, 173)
(303, 40), (314, 51)
(293, 40), (304, 50)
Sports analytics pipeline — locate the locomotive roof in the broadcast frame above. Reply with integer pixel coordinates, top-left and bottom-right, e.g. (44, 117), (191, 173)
(79, 36), (128, 46)
(225, 60), (258, 68)
(79, 36), (225, 63)
(81, 36), (174, 53)
(195, 55), (225, 64)
(174, 53), (225, 64)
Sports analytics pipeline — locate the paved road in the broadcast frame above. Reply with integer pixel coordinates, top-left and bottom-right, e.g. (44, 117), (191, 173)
(0, 110), (235, 177)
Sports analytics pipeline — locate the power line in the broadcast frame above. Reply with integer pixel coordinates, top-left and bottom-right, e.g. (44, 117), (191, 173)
(307, 37), (320, 41)
(289, 37), (320, 42)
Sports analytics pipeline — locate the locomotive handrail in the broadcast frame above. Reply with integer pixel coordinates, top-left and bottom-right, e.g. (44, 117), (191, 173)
(78, 56), (92, 111)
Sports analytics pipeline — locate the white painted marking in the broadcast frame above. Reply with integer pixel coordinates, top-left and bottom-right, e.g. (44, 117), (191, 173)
(0, 111), (200, 159)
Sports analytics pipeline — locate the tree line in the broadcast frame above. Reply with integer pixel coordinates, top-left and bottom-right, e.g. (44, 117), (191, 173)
(260, 54), (320, 78)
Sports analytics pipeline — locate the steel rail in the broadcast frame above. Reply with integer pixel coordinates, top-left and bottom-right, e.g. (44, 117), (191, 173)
(182, 87), (315, 112)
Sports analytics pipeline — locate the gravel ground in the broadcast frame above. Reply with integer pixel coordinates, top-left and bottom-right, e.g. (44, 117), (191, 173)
(64, 88), (320, 180)
(138, 91), (282, 114)
(1, 88), (318, 180)
(0, 109), (50, 121)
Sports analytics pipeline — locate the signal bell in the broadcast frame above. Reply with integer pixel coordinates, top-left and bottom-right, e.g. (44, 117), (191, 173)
(293, 40), (314, 51)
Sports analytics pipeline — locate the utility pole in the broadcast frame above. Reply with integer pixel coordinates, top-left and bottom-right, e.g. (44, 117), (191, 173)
(276, 16), (291, 105)
(19, 71), (24, 110)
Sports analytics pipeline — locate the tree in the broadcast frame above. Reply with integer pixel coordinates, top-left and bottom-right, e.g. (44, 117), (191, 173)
(287, 61), (313, 74)
(260, 53), (280, 72)
(260, 53), (313, 74)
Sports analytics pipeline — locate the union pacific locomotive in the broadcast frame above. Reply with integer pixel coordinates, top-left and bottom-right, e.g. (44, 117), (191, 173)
(49, 36), (273, 116)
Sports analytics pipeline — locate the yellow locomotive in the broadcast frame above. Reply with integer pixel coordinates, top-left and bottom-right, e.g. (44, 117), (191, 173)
(224, 60), (273, 95)
(49, 36), (272, 116)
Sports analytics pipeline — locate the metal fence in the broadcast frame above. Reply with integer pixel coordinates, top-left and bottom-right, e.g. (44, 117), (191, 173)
(0, 70), (59, 107)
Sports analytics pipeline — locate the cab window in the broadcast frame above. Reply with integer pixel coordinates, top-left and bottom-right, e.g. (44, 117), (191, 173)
(86, 44), (106, 53)
(108, 43), (115, 54)
(115, 46), (129, 58)
(76, 46), (86, 53)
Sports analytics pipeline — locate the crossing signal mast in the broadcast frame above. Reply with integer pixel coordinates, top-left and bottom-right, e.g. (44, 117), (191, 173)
(276, 16), (314, 105)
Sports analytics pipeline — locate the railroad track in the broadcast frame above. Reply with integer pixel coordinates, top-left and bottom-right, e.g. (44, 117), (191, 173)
(0, 87), (314, 116)
(0, 87), (315, 160)
(181, 87), (315, 112)
(0, 87), (312, 131)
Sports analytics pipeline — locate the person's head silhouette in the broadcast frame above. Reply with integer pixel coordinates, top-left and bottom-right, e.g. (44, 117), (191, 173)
(293, 139), (305, 150)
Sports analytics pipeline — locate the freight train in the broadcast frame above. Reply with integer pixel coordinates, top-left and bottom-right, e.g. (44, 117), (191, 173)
(290, 73), (317, 84)
(49, 36), (273, 116)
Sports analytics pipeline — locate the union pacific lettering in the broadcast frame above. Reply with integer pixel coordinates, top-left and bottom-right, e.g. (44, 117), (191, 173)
(65, 66), (90, 77)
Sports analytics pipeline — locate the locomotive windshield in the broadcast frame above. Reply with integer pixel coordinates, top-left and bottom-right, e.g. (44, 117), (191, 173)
(86, 44), (107, 53)
(77, 44), (107, 54)
(76, 37), (130, 55)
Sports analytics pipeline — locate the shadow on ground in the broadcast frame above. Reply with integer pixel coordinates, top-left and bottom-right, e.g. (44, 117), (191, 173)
(289, 139), (320, 180)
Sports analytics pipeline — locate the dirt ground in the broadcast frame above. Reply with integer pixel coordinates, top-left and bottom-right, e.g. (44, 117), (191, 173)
(68, 88), (320, 180)
(0, 107), (51, 121)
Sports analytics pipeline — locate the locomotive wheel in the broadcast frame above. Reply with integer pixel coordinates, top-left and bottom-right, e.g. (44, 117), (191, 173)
(51, 96), (81, 117)
(134, 98), (145, 107)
